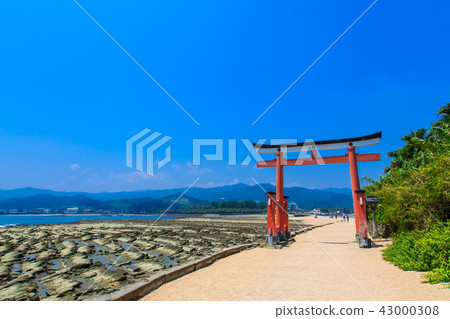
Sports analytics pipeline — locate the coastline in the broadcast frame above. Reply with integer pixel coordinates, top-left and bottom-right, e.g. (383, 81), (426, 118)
(0, 214), (176, 228)
(0, 216), (294, 300)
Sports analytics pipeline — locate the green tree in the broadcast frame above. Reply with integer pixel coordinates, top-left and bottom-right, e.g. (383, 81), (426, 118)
(365, 103), (450, 232)
(210, 201), (219, 209)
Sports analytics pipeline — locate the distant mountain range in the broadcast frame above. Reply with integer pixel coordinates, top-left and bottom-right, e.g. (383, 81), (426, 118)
(0, 183), (352, 211)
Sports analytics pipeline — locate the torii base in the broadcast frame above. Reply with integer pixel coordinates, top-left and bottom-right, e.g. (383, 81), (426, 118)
(356, 234), (372, 248)
(266, 235), (276, 245)
(266, 233), (293, 246)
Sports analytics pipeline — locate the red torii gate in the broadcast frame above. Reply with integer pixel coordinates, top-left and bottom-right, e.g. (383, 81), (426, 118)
(254, 132), (382, 248)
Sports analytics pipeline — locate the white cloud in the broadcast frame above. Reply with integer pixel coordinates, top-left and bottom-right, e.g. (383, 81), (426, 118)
(229, 178), (239, 185)
(285, 182), (302, 188)
(197, 178), (240, 188)
(109, 171), (163, 183)
(178, 161), (213, 175)
(69, 163), (80, 170)
(187, 167), (213, 175)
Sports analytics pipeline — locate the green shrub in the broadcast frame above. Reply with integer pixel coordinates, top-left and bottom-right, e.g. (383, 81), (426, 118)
(383, 221), (450, 284)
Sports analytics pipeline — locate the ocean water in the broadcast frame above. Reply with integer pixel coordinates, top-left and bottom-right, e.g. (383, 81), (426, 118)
(0, 214), (174, 227)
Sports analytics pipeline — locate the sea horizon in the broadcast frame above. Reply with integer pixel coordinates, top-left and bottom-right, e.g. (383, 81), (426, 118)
(0, 214), (175, 228)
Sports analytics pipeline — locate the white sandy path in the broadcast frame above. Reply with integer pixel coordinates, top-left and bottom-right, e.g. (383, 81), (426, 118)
(141, 217), (449, 301)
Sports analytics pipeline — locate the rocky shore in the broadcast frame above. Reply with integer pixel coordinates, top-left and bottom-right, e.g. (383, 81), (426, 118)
(0, 217), (303, 301)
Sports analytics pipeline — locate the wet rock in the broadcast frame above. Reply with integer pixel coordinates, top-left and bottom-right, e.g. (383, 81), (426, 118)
(33, 242), (47, 252)
(60, 241), (77, 257)
(211, 247), (224, 253)
(0, 244), (11, 255)
(62, 241), (74, 249)
(117, 260), (131, 266)
(123, 251), (146, 260)
(10, 238), (22, 245)
(132, 240), (157, 250)
(189, 238), (203, 245)
(182, 246), (197, 253)
(46, 277), (81, 296)
(16, 243), (31, 252)
(186, 256), (199, 262)
(41, 268), (71, 283)
(60, 249), (75, 257)
(0, 264), (11, 278)
(92, 238), (109, 246)
(104, 243), (123, 253)
(70, 255), (93, 269)
(29, 266), (46, 277)
(12, 272), (35, 283)
(77, 244), (94, 254)
(41, 294), (76, 301)
(37, 250), (55, 261)
(154, 237), (186, 246)
(22, 261), (45, 275)
(34, 231), (49, 240)
(135, 262), (163, 273)
(175, 252), (191, 261)
(82, 267), (105, 279)
(155, 245), (183, 257)
(1, 251), (22, 263)
(95, 269), (127, 283)
(117, 236), (133, 243)
(0, 282), (39, 301)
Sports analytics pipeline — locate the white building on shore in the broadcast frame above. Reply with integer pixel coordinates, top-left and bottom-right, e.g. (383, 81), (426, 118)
(66, 207), (79, 213)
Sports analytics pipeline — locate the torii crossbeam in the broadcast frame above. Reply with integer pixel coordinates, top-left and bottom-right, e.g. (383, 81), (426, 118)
(254, 132), (382, 248)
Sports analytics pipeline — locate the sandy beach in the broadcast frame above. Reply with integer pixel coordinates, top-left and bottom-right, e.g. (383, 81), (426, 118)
(141, 216), (449, 301)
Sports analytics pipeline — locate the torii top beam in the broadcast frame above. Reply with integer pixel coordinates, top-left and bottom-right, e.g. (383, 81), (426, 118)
(254, 131), (382, 153)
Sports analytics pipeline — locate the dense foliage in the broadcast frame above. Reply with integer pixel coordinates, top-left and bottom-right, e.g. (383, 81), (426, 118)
(209, 200), (266, 209)
(364, 103), (450, 285)
(365, 103), (450, 232)
(383, 221), (450, 284)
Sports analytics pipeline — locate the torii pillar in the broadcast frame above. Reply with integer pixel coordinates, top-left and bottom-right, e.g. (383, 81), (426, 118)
(348, 146), (369, 245)
(265, 191), (276, 244)
(275, 151), (286, 242)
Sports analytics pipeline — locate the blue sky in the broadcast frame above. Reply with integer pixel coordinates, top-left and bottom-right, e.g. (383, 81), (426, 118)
(0, 0), (449, 192)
